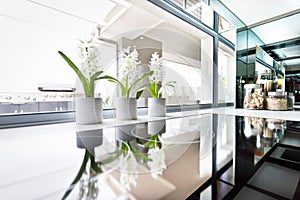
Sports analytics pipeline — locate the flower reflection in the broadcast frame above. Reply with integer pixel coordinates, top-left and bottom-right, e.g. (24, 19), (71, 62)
(62, 150), (103, 200)
(119, 151), (138, 191)
(117, 130), (167, 191)
(144, 134), (166, 179)
(118, 140), (151, 191)
(147, 147), (166, 179)
(78, 163), (100, 200)
(64, 125), (168, 199)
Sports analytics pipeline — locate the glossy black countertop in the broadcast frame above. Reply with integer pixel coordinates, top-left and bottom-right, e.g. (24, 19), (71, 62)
(0, 113), (300, 199)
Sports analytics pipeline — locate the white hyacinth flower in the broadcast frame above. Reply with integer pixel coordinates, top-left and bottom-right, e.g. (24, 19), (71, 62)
(147, 147), (167, 179)
(119, 151), (138, 191)
(149, 52), (165, 83)
(77, 36), (102, 80)
(119, 46), (141, 85)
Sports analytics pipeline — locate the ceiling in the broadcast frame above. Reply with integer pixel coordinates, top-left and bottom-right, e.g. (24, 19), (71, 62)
(2, 0), (299, 72)
(219, 0), (300, 73)
(220, 0), (300, 25)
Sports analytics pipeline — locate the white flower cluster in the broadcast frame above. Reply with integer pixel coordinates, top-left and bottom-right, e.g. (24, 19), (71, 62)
(77, 36), (102, 79)
(119, 46), (141, 84)
(119, 151), (138, 191)
(147, 147), (167, 179)
(149, 52), (165, 83)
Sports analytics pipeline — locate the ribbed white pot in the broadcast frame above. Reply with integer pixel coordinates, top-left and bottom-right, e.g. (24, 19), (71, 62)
(148, 98), (166, 117)
(115, 97), (137, 120)
(75, 97), (103, 124)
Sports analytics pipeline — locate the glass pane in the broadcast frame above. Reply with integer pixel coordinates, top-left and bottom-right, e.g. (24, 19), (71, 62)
(251, 13), (300, 44)
(210, 0), (245, 29)
(237, 30), (248, 51)
(219, 16), (236, 45)
(199, 114), (213, 181)
(167, 0), (184, 8)
(185, 0), (214, 29)
(186, 0), (202, 18)
(248, 30), (264, 49)
(218, 42), (236, 103)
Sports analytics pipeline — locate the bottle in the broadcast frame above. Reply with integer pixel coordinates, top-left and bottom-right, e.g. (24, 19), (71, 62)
(287, 93), (294, 110)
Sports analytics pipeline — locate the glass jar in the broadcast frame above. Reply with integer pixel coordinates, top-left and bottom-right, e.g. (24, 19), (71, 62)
(287, 93), (294, 110)
(265, 92), (288, 110)
(243, 84), (264, 110)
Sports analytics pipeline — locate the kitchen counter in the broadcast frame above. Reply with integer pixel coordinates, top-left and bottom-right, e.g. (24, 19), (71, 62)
(0, 108), (300, 199)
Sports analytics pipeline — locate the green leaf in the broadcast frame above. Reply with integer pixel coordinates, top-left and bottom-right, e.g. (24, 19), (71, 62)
(135, 152), (153, 161)
(146, 86), (155, 98)
(128, 142), (152, 161)
(89, 156), (102, 173)
(99, 75), (127, 97)
(87, 71), (104, 97)
(147, 81), (162, 98)
(58, 51), (90, 97)
(136, 89), (144, 99)
(125, 76), (129, 98)
(128, 71), (154, 97)
(154, 82), (158, 97)
(90, 71), (104, 81)
(101, 150), (122, 164)
(136, 138), (143, 144)
(144, 134), (159, 148)
(144, 140), (155, 148)
(165, 81), (176, 87)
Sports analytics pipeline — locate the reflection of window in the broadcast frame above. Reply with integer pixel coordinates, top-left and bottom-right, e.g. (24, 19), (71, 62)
(218, 42), (235, 103)
(216, 115), (234, 170)
(167, 0), (214, 28)
(218, 16), (236, 45)
(164, 60), (212, 105)
(186, 0), (202, 19)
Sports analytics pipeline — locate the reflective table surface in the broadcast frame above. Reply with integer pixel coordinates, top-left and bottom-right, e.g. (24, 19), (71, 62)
(1, 113), (300, 199)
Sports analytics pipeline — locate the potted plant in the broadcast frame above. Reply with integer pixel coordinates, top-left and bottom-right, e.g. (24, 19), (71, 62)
(58, 36), (104, 124)
(101, 46), (153, 120)
(146, 52), (175, 117)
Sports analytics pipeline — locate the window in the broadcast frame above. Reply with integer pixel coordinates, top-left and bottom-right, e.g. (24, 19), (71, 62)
(218, 42), (236, 103)
(1, 0), (235, 126)
(168, 0), (214, 28)
(218, 16), (236, 46)
(0, 0), (121, 114)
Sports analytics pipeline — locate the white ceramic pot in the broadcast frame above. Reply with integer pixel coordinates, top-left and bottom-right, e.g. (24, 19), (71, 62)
(116, 124), (136, 141)
(148, 98), (166, 117)
(115, 97), (137, 120)
(75, 97), (103, 124)
(148, 120), (166, 135)
(132, 123), (149, 138)
(76, 129), (103, 153)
